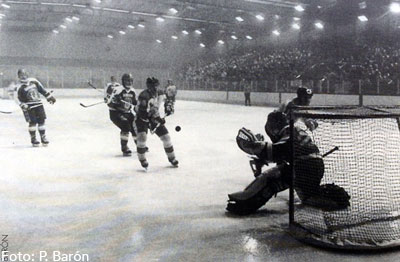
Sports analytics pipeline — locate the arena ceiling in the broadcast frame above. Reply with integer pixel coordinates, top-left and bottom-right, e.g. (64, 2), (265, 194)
(0, 0), (332, 39)
(0, 1), (396, 45)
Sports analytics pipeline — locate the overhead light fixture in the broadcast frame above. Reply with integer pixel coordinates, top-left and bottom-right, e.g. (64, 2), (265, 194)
(182, 30), (189, 35)
(235, 16), (244, 22)
(274, 14), (280, 19)
(138, 23), (145, 28)
(272, 30), (280, 36)
(231, 35), (238, 40)
(169, 8), (178, 14)
(195, 29), (202, 35)
(218, 40), (225, 44)
(128, 24), (135, 29)
(156, 17), (165, 22)
(255, 14), (264, 21)
(60, 25), (67, 29)
(292, 23), (300, 30)
(200, 43), (206, 48)
(294, 5), (305, 12)
(156, 39), (162, 43)
(171, 35), (178, 40)
(358, 15), (368, 22)
(293, 17), (300, 21)
(1, 4), (10, 9)
(390, 3), (400, 13)
(315, 22), (324, 29)
(246, 35), (253, 40)
(72, 16), (80, 21)
(65, 17), (73, 22)
(119, 30), (126, 35)
(107, 35), (114, 39)
(52, 30), (59, 34)
(94, 0), (102, 3)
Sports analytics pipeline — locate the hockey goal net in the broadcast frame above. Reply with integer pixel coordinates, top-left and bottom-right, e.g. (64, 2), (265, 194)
(289, 105), (400, 249)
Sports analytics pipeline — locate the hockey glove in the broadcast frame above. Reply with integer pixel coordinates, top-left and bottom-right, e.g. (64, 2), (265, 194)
(20, 103), (29, 110)
(236, 128), (268, 158)
(47, 96), (56, 104)
(305, 119), (318, 131)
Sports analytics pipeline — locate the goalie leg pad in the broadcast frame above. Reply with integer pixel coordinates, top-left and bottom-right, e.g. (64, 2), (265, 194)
(227, 166), (288, 215)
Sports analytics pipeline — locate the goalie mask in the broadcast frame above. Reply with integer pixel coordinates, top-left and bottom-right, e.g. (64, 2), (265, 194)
(122, 73), (133, 88)
(296, 86), (313, 105)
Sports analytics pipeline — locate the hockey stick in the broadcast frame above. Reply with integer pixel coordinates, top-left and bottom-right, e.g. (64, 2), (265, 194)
(1, 102), (46, 114)
(0, 110), (12, 114)
(87, 81), (103, 94)
(80, 101), (105, 108)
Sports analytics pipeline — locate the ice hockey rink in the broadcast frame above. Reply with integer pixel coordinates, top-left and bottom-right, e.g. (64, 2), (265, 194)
(0, 98), (399, 262)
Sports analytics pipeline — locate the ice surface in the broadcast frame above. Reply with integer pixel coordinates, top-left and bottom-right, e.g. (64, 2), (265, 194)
(0, 98), (398, 261)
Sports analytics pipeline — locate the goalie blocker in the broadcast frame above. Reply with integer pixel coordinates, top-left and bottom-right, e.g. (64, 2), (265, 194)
(227, 127), (350, 215)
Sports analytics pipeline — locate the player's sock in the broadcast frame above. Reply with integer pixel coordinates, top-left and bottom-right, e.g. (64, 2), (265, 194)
(38, 125), (49, 146)
(120, 132), (131, 156)
(29, 125), (39, 147)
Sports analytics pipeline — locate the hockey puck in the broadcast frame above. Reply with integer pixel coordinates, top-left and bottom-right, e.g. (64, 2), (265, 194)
(175, 126), (181, 132)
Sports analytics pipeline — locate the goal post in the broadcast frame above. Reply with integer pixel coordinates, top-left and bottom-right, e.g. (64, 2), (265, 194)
(288, 105), (400, 249)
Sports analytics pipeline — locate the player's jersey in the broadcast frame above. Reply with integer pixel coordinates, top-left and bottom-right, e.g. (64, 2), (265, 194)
(165, 85), (177, 101)
(137, 89), (161, 120)
(108, 85), (137, 113)
(16, 77), (50, 107)
(104, 82), (121, 110)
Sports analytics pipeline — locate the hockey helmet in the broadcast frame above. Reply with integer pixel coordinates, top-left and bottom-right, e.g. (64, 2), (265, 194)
(121, 73), (133, 87)
(146, 77), (160, 92)
(17, 69), (28, 80)
(297, 86), (313, 99)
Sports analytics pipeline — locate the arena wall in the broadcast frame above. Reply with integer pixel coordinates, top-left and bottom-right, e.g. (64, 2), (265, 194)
(32, 89), (400, 107)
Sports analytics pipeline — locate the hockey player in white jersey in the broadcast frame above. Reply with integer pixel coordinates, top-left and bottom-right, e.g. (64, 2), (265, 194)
(15, 69), (56, 147)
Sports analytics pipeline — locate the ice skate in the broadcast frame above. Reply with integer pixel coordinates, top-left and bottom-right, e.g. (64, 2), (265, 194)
(31, 137), (40, 147)
(122, 146), (132, 157)
(140, 159), (149, 170)
(169, 158), (179, 167)
(40, 135), (49, 147)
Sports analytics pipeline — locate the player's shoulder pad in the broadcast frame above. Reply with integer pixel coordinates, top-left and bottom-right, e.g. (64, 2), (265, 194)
(26, 77), (40, 84)
(112, 84), (124, 95)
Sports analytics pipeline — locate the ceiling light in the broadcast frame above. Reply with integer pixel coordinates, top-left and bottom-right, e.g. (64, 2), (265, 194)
(72, 16), (80, 21)
(52, 30), (59, 34)
(169, 8), (178, 14)
(315, 22), (324, 29)
(182, 30), (189, 35)
(218, 40), (225, 44)
(94, 0), (102, 3)
(235, 16), (244, 22)
(246, 35), (253, 40)
(171, 35), (178, 40)
(107, 35), (114, 39)
(293, 17), (300, 21)
(156, 17), (165, 22)
(272, 30), (280, 36)
(294, 5), (304, 12)
(231, 35), (238, 40)
(200, 43), (206, 48)
(390, 3), (400, 13)
(195, 29), (202, 35)
(255, 14), (264, 21)
(138, 23), (145, 28)
(60, 25), (67, 29)
(1, 4), (10, 9)
(292, 23), (300, 30)
(119, 31), (126, 35)
(156, 39), (162, 43)
(128, 24), (135, 29)
(65, 17), (73, 22)
(358, 15), (368, 22)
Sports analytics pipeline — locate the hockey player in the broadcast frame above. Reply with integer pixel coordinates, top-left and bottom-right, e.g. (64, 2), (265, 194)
(265, 86), (316, 143)
(15, 69), (56, 147)
(163, 79), (177, 116)
(135, 77), (179, 169)
(105, 73), (138, 156)
(226, 124), (350, 215)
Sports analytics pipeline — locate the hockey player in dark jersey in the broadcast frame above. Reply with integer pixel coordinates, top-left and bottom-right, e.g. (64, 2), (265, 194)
(265, 86), (316, 143)
(15, 69), (56, 147)
(105, 74), (138, 156)
(163, 79), (177, 116)
(135, 77), (179, 169)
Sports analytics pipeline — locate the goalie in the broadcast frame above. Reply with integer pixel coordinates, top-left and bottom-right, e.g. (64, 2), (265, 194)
(226, 124), (350, 216)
